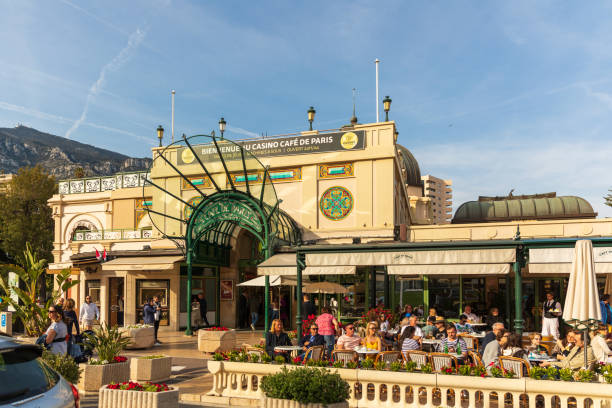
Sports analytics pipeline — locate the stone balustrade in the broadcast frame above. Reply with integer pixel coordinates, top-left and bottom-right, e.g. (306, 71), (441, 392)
(58, 171), (150, 195)
(203, 361), (612, 408)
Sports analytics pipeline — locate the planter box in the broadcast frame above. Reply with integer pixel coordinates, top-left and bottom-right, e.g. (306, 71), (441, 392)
(198, 329), (236, 353)
(263, 397), (348, 408)
(120, 326), (155, 350)
(99, 386), (179, 408)
(81, 361), (129, 392)
(130, 356), (172, 383)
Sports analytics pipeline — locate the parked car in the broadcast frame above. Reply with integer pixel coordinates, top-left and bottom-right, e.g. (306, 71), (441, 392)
(0, 335), (79, 408)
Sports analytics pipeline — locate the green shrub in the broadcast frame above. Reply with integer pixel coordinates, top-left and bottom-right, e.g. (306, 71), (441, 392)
(458, 365), (471, 376)
(346, 361), (358, 369)
(389, 361), (403, 372)
(213, 353), (224, 361)
(490, 366), (503, 378)
(529, 366), (546, 380)
(559, 368), (573, 382)
(374, 361), (386, 371)
(42, 350), (82, 384)
(360, 359), (374, 369)
(404, 360), (417, 372)
(503, 369), (516, 379)
(261, 367), (349, 404)
(332, 360), (344, 368)
(545, 366), (558, 380)
(575, 369), (594, 383)
(249, 353), (260, 363)
(237, 351), (249, 363)
(85, 323), (130, 363)
(420, 363), (433, 374)
(261, 354), (272, 363)
(274, 355), (286, 365)
(601, 364), (612, 384)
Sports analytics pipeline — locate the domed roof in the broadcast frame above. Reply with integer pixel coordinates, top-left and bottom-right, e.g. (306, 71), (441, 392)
(397, 145), (422, 187)
(452, 195), (596, 224)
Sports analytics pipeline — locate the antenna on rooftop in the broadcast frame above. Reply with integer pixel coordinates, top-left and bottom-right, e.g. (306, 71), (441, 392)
(171, 90), (176, 143)
(375, 58), (380, 122)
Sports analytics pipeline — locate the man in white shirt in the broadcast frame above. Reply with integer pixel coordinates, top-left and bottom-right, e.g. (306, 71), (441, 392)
(541, 292), (562, 340)
(79, 295), (100, 330)
(463, 305), (480, 323)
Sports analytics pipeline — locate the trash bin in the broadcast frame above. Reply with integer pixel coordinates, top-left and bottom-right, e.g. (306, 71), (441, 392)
(0, 311), (12, 336)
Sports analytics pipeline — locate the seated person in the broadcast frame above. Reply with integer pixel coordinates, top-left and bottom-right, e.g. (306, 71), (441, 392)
(542, 332), (596, 370)
(361, 322), (382, 352)
(454, 314), (474, 334)
(377, 313), (390, 333)
(265, 319), (292, 360)
(402, 304), (414, 318)
(463, 305), (480, 323)
(408, 315), (423, 340)
(399, 326), (421, 354)
(502, 333), (527, 359)
(433, 317), (448, 339)
(428, 307), (437, 318)
(484, 307), (503, 330)
(437, 324), (468, 360)
(336, 323), (361, 351)
(526, 333), (548, 356)
(482, 329), (508, 372)
(298, 323), (325, 352)
(480, 322), (504, 355)
(551, 331), (576, 360)
(421, 316), (437, 338)
(591, 324), (612, 364)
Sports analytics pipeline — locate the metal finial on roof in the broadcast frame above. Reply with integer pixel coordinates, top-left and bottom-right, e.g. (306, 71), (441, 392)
(350, 88), (358, 125)
(514, 224), (521, 240)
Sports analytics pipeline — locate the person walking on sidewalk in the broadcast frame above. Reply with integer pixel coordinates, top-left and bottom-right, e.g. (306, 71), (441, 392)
(198, 293), (210, 328)
(249, 294), (261, 331)
(143, 299), (155, 330)
(153, 295), (162, 345)
(79, 295), (99, 331)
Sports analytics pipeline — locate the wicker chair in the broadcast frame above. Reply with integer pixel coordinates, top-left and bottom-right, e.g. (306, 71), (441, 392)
(375, 351), (401, 366)
(332, 350), (357, 366)
(499, 356), (530, 378)
(304, 345), (325, 362)
(403, 350), (430, 369)
(468, 350), (484, 367)
(430, 353), (458, 372)
(459, 334), (478, 352)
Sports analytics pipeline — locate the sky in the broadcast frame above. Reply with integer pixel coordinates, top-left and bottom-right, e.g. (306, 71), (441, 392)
(1, 1), (612, 217)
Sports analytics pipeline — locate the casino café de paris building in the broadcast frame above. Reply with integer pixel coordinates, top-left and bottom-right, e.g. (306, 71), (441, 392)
(47, 119), (612, 334)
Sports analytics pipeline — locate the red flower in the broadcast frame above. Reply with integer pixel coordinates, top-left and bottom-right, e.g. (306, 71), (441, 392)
(113, 356), (127, 363)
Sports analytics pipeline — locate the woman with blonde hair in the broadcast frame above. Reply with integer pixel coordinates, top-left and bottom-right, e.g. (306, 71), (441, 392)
(265, 318), (292, 361)
(361, 322), (382, 352)
(63, 298), (80, 336)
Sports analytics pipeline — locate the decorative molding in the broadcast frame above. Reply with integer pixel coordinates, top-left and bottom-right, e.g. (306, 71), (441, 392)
(319, 186), (354, 221)
(319, 163), (354, 179)
(230, 168), (302, 185)
(181, 176), (212, 190)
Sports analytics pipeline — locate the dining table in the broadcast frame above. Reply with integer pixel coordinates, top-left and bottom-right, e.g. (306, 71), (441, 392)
(354, 347), (381, 360)
(274, 345), (304, 358)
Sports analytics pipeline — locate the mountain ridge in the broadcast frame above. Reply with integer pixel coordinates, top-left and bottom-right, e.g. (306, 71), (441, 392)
(0, 125), (151, 179)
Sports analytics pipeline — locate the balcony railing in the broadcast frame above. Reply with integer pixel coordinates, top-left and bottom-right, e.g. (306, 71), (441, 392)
(58, 171), (150, 195)
(72, 228), (153, 242)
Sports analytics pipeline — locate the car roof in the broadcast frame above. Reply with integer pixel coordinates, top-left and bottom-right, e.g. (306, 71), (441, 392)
(0, 335), (42, 354)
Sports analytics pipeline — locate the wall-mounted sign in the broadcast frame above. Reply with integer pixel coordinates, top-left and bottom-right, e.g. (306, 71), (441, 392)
(192, 201), (262, 233)
(220, 280), (234, 301)
(177, 130), (365, 165)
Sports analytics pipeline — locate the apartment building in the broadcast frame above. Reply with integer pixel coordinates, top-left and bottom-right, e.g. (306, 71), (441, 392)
(421, 174), (452, 224)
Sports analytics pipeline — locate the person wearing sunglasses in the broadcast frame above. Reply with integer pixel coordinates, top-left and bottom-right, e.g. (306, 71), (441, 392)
(297, 324), (325, 359)
(45, 306), (68, 355)
(336, 324), (361, 351)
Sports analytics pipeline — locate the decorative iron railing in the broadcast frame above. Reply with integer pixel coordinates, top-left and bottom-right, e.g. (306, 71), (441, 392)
(58, 172), (150, 195)
(72, 228), (153, 241)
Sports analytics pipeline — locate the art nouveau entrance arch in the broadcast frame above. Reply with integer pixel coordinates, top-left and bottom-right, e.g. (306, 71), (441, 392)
(143, 134), (301, 334)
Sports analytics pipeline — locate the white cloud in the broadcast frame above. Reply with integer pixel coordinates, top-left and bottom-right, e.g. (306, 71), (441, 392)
(227, 125), (259, 139)
(65, 28), (146, 139)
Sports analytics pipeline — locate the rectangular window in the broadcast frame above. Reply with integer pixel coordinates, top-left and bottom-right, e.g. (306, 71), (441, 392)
(136, 279), (170, 325)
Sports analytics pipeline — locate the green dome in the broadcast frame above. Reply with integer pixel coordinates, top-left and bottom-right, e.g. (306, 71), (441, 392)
(452, 196), (596, 224)
(397, 145), (422, 187)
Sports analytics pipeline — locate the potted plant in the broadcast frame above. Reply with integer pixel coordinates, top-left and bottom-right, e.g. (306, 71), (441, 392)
(120, 324), (155, 349)
(99, 381), (178, 408)
(260, 367), (350, 408)
(130, 355), (173, 383)
(197, 326), (236, 353)
(81, 324), (131, 392)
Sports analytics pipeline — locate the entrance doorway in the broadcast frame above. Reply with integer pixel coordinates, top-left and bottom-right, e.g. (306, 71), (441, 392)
(108, 277), (124, 327)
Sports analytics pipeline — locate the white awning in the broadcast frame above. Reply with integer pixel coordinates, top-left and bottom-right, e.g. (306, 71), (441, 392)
(237, 275), (297, 287)
(305, 248), (515, 266)
(388, 263), (511, 276)
(101, 256), (183, 271)
(303, 266), (356, 275)
(257, 253), (297, 276)
(528, 247), (612, 274)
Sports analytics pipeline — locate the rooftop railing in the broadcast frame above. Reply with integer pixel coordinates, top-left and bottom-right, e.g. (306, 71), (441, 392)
(58, 171), (150, 195)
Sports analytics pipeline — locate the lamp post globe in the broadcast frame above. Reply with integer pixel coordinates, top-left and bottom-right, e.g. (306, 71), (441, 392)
(383, 96), (392, 121)
(307, 106), (316, 131)
(219, 117), (227, 139)
(157, 125), (164, 147)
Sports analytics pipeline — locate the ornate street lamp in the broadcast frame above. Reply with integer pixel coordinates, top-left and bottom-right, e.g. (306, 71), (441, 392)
(383, 96), (392, 121)
(157, 125), (164, 147)
(307, 106), (316, 131)
(218, 117), (226, 139)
